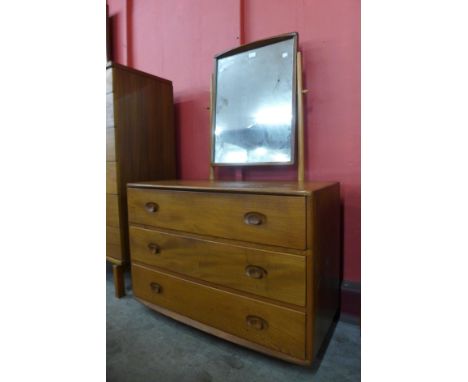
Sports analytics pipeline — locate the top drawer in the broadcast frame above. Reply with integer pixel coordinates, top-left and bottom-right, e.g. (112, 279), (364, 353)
(127, 188), (306, 249)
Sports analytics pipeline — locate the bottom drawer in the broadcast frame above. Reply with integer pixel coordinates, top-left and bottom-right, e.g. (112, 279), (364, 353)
(132, 264), (306, 359)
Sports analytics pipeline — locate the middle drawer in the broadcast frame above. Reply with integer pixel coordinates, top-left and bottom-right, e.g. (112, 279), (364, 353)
(130, 226), (306, 306)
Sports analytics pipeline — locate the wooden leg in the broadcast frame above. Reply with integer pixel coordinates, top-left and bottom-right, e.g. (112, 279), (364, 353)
(113, 264), (125, 298)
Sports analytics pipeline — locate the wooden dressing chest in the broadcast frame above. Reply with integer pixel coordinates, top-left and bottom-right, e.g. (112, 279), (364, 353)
(106, 63), (176, 297)
(127, 180), (340, 365)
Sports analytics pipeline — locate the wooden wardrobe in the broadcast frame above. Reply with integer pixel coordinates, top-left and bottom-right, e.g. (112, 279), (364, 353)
(106, 62), (176, 297)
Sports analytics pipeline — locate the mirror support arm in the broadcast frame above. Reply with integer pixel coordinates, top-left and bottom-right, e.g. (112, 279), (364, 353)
(297, 51), (305, 183)
(209, 73), (215, 180)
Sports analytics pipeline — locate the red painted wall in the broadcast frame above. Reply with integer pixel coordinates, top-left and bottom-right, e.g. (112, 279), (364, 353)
(108, 0), (360, 282)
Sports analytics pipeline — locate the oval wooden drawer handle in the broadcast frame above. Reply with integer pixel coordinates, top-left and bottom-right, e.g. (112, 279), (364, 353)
(144, 202), (159, 213)
(245, 265), (267, 279)
(244, 212), (265, 226)
(245, 315), (268, 330)
(150, 282), (162, 294)
(147, 243), (160, 255)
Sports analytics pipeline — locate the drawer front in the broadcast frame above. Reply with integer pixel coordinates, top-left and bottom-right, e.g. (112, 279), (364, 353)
(106, 68), (113, 94)
(106, 93), (114, 128)
(107, 226), (122, 261)
(127, 188), (306, 249)
(106, 162), (118, 194)
(132, 264), (306, 359)
(130, 226), (306, 306)
(106, 128), (116, 161)
(107, 225), (121, 246)
(107, 194), (120, 228)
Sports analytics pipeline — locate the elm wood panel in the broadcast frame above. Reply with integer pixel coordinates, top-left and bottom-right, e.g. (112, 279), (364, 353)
(305, 249), (314, 361)
(106, 256), (123, 265)
(106, 194), (120, 228)
(107, 225), (122, 262)
(130, 223), (307, 256)
(109, 65), (176, 267)
(127, 188), (306, 249)
(132, 264), (306, 359)
(127, 180), (338, 196)
(111, 67), (176, 261)
(106, 162), (118, 195)
(106, 67), (113, 94)
(215, 33), (297, 59)
(138, 298), (312, 366)
(106, 128), (116, 161)
(113, 66), (176, 199)
(129, 226), (306, 306)
(113, 264), (125, 298)
(111, 62), (173, 85)
(310, 184), (341, 360)
(107, 225), (121, 246)
(305, 194), (314, 361)
(132, 260), (306, 313)
(106, 93), (114, 128)
(107, 244), (122, 262)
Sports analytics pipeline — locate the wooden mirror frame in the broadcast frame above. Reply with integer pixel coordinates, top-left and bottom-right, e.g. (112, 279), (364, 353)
(210, 33), (299, 167)
(209, 33), (306, 181)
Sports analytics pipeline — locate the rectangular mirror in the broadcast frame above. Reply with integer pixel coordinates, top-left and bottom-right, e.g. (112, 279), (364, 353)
(212, 33), (298, 166)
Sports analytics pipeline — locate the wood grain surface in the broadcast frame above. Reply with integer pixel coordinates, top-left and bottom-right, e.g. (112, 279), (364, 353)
(106, 162), (118, 195)
(132, 263), (306, 359)
(129, 226), (306, 305)
(106, 67), (113, 94)
(310, 183), (341, 359)
(106, 93), (114, 128)
(106, 194), (120, 228)
(107, 225), (122, 261)
(127, 188), (306, 249)
(127, 180), (337, 196)
(106, 63), (176, 271)
(138, 297), (312, 365)
(106, 128), (116, 161)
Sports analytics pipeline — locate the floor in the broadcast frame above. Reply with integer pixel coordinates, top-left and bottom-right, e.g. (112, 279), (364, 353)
(107, 265), (361, 382)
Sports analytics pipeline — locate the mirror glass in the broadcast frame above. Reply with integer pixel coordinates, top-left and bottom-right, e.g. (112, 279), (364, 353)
(212, 34), (297, 165)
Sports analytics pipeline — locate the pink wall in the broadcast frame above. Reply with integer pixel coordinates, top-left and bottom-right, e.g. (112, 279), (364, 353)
(108, 0), (360, 282)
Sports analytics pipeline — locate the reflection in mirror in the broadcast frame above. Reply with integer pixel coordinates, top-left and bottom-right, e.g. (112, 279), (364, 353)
(213, 34), (297, 165)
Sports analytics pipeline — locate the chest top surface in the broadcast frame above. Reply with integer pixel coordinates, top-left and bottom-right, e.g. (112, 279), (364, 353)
(127, 180), (338, 196)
